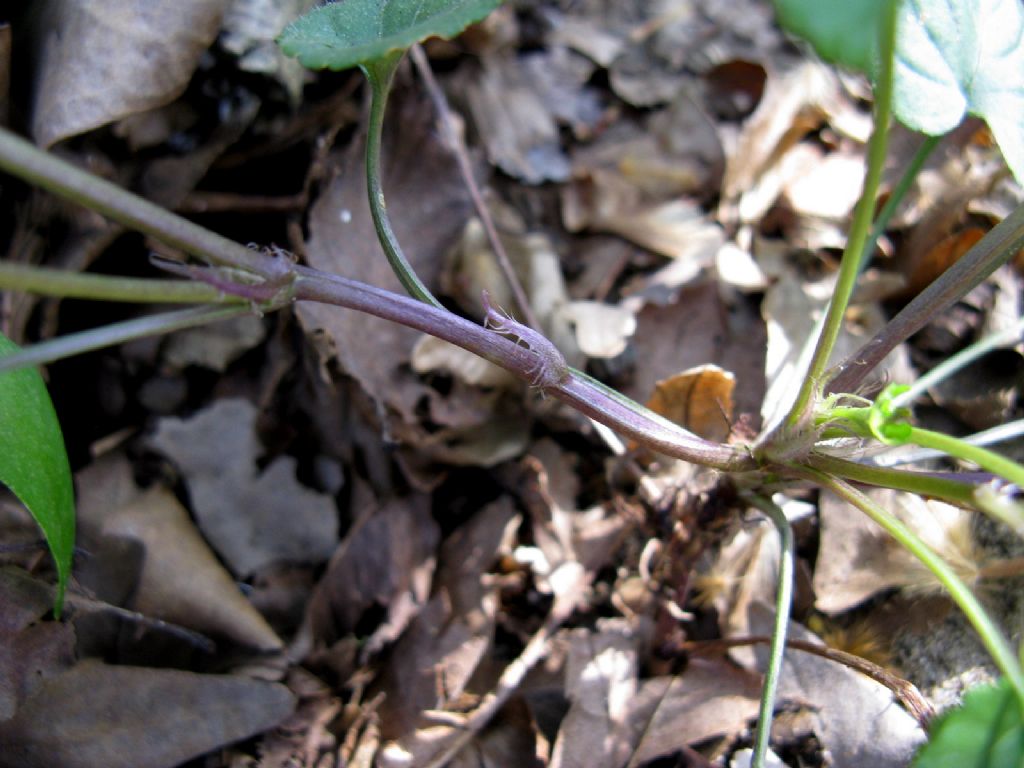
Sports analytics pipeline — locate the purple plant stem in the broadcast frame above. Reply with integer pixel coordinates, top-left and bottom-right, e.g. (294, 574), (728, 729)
(293, 266), (755, 470)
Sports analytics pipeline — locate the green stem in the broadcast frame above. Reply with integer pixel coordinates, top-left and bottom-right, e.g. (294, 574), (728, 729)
(0, 262), (236, 304)
(784, 1), (897, 428)
(861, 134), (941, 272)
(806, 453), (977, 506)
(0, 128), (271, 276)
(0, 305), (251, 374)
(803, 469), (1024, 708)
(891, 314), (1024, 409)
(743, 493), (795, 768)
(906, 426), (1024, 488)
(361, 55), (444, 309)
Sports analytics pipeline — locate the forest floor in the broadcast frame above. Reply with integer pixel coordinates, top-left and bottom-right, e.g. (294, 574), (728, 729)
(1, 2), (1023, 767)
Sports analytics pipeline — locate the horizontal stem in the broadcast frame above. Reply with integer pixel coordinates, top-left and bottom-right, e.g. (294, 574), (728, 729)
(907, 427), (1024, 488)
(806, 453), (979, 505)
(0, 262), (235, 304)
(292, 266), (755, 470)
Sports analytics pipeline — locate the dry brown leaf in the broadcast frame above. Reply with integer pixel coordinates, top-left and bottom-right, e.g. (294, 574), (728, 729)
(303, 481), (438, 657)
(0, 659), (294, 768)
(746, 605), (925, 767)
(149, 397), (339, 577)
(814, 489), (982, 614)
(622, 282), (766, 427)
(220, 0), (316, 103)
(720, 61), (842, 224)
(103, 486), (283, 651)
(625, 660), (763, 766)
(30, 0), (230, 147)
(464, 53), (571, 184)
(549, 619), (639, 768)
(646, 364), (736, 443)
(375, 499), (519, 744)
(0, 568), (76, 721)
(295, 87), (526, 469)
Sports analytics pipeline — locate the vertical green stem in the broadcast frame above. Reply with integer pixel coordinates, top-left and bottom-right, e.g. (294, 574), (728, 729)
(784, 1), (897, 428)
(804, 469), (1024, 708)
(744, 493), (795, 768)
(361, 55), (444, 309)
(860, 134), (941, 273)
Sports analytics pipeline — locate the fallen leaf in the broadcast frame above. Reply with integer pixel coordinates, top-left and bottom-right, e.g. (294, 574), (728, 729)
(102, 486), (283, 651)
(303, 481), (439, 657)
(746, 604), (926, 767)
(375, 498), (519, 743)
(646, 364), (736, 443)
(464, 53), (572, 183)
(0, 567), (76, 721)
(814, 488), (982, 613)
(149, 397), (339, 577)
(0, 659), (294, 768)
(622, 282), (766, 429)
(625, 660), (763, 766)
(30, 0), (230, 147)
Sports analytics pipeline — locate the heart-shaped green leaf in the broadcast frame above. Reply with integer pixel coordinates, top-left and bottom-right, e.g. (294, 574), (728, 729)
(0, 332), (75, 615)
(773, 0), (885, 75)
(894, 0), (1024, 183)
(279, 0), (503, 71)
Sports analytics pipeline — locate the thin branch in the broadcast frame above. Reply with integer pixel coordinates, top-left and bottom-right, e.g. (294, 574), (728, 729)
(410, 43), (541, 331)
(683, 636), (935, 730)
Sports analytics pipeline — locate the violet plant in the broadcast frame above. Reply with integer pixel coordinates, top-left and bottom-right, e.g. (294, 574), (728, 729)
(1, 0), (1023, 765)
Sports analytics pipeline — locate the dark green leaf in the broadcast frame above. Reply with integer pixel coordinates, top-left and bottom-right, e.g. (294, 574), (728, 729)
(0, 332), (75, 615)
(279, 0), (503, 71)
(894, 0), (1024, 183)
(773, 0), (885, 74)
(914, 678), (1024, 767)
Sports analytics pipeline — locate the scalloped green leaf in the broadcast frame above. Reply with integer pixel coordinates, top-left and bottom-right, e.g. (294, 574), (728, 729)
(278, 0), (503, 72)
(894, 0), (1024, 184)
(773, 0), (885, 74)
(913, 678), (1024, 767)
(0, 332), (75, 615)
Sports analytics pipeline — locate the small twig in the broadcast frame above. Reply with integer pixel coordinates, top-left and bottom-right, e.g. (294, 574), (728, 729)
(682, 636), (936, 730)
(409, 44), (541, 332)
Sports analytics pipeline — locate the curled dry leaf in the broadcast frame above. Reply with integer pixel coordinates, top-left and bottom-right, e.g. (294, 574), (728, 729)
(73, 453), (282, 651)
(645, 364), (736, 443)
(720, 60), (842, 225)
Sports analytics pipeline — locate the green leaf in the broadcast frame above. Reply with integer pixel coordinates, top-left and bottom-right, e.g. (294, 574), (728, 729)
(278, 0), (503, 71)
(773, 0), (886, 74)
(0, 332), (75, 615)
(914, 678), (1024, 767)
(893, 0), (1024, 184)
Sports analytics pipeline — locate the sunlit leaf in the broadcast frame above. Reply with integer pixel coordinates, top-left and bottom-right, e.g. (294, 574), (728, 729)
(914, 678), (1024, 767)
(278, 0), (503, 71)
(0, 332), (75, 615)
(773, 0), (884, 74)
(893, 0), (1024, 183)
